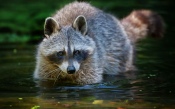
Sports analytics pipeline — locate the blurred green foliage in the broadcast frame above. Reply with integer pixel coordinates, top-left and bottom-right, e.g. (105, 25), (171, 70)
(0, 0), (172, 43)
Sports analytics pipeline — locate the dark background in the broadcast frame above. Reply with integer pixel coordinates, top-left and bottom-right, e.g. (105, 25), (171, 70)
(0, 0), (174, 43)
(0, 1), (175, 108)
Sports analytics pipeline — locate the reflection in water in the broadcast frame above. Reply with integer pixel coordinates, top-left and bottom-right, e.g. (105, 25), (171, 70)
(38, 81), (132, 100)
(0, 42), (174, 108)
(36, 79), (135, 108)
(0, 1), (175, 108)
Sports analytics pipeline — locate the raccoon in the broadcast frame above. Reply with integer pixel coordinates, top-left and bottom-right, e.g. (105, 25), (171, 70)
(34, 2), (164, 85)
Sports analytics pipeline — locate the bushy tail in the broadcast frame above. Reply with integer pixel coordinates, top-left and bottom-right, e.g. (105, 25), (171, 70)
(121, 10), (165, 43)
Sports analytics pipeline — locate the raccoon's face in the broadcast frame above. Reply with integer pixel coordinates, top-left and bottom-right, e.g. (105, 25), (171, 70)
(40, 15), (95, 74)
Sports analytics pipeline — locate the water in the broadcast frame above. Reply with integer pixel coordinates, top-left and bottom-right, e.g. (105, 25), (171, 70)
(0, 1), (175, 109)
(0, 36), (174, 109)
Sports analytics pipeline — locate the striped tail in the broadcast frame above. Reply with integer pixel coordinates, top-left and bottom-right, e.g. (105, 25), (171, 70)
(121, 10), (165, 43)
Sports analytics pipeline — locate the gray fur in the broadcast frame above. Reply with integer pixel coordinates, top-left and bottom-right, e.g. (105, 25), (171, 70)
(34, 2), (139, 84)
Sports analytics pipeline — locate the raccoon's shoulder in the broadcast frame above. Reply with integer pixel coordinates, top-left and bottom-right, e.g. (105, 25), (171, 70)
(52, 2), (100, 26)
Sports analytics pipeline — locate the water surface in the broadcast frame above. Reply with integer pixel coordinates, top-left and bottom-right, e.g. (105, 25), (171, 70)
(0, 35), (175, 109)
(0, 1), (175, 108)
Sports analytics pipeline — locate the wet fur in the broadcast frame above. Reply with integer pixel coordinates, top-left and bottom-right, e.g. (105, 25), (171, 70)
(34, 2), (164, 85)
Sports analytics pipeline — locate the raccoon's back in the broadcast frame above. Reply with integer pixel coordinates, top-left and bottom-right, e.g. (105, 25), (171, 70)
(52, 2), (99, 26)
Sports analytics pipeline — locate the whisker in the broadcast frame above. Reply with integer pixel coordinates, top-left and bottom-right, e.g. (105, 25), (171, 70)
(53, 70), (62, 86)
(80, 70), (86, 76)
(44, 69), (58, 79)
(39, 63), (61, 80)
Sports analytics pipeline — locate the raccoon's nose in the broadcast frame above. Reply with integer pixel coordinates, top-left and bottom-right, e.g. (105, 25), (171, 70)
(67, 66), (76, 74)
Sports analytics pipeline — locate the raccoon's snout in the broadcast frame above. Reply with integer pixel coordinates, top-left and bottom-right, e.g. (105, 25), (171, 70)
(67, 66), (76, 74)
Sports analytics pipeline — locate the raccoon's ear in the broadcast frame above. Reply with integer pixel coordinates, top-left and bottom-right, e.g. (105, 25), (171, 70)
(73, 15), (87, 35)
(44, 17), (61, 37)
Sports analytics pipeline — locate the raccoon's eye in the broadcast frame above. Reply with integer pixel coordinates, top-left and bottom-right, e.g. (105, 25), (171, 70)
(74, 50), (81, 56)
(56, 51), (65, 57)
